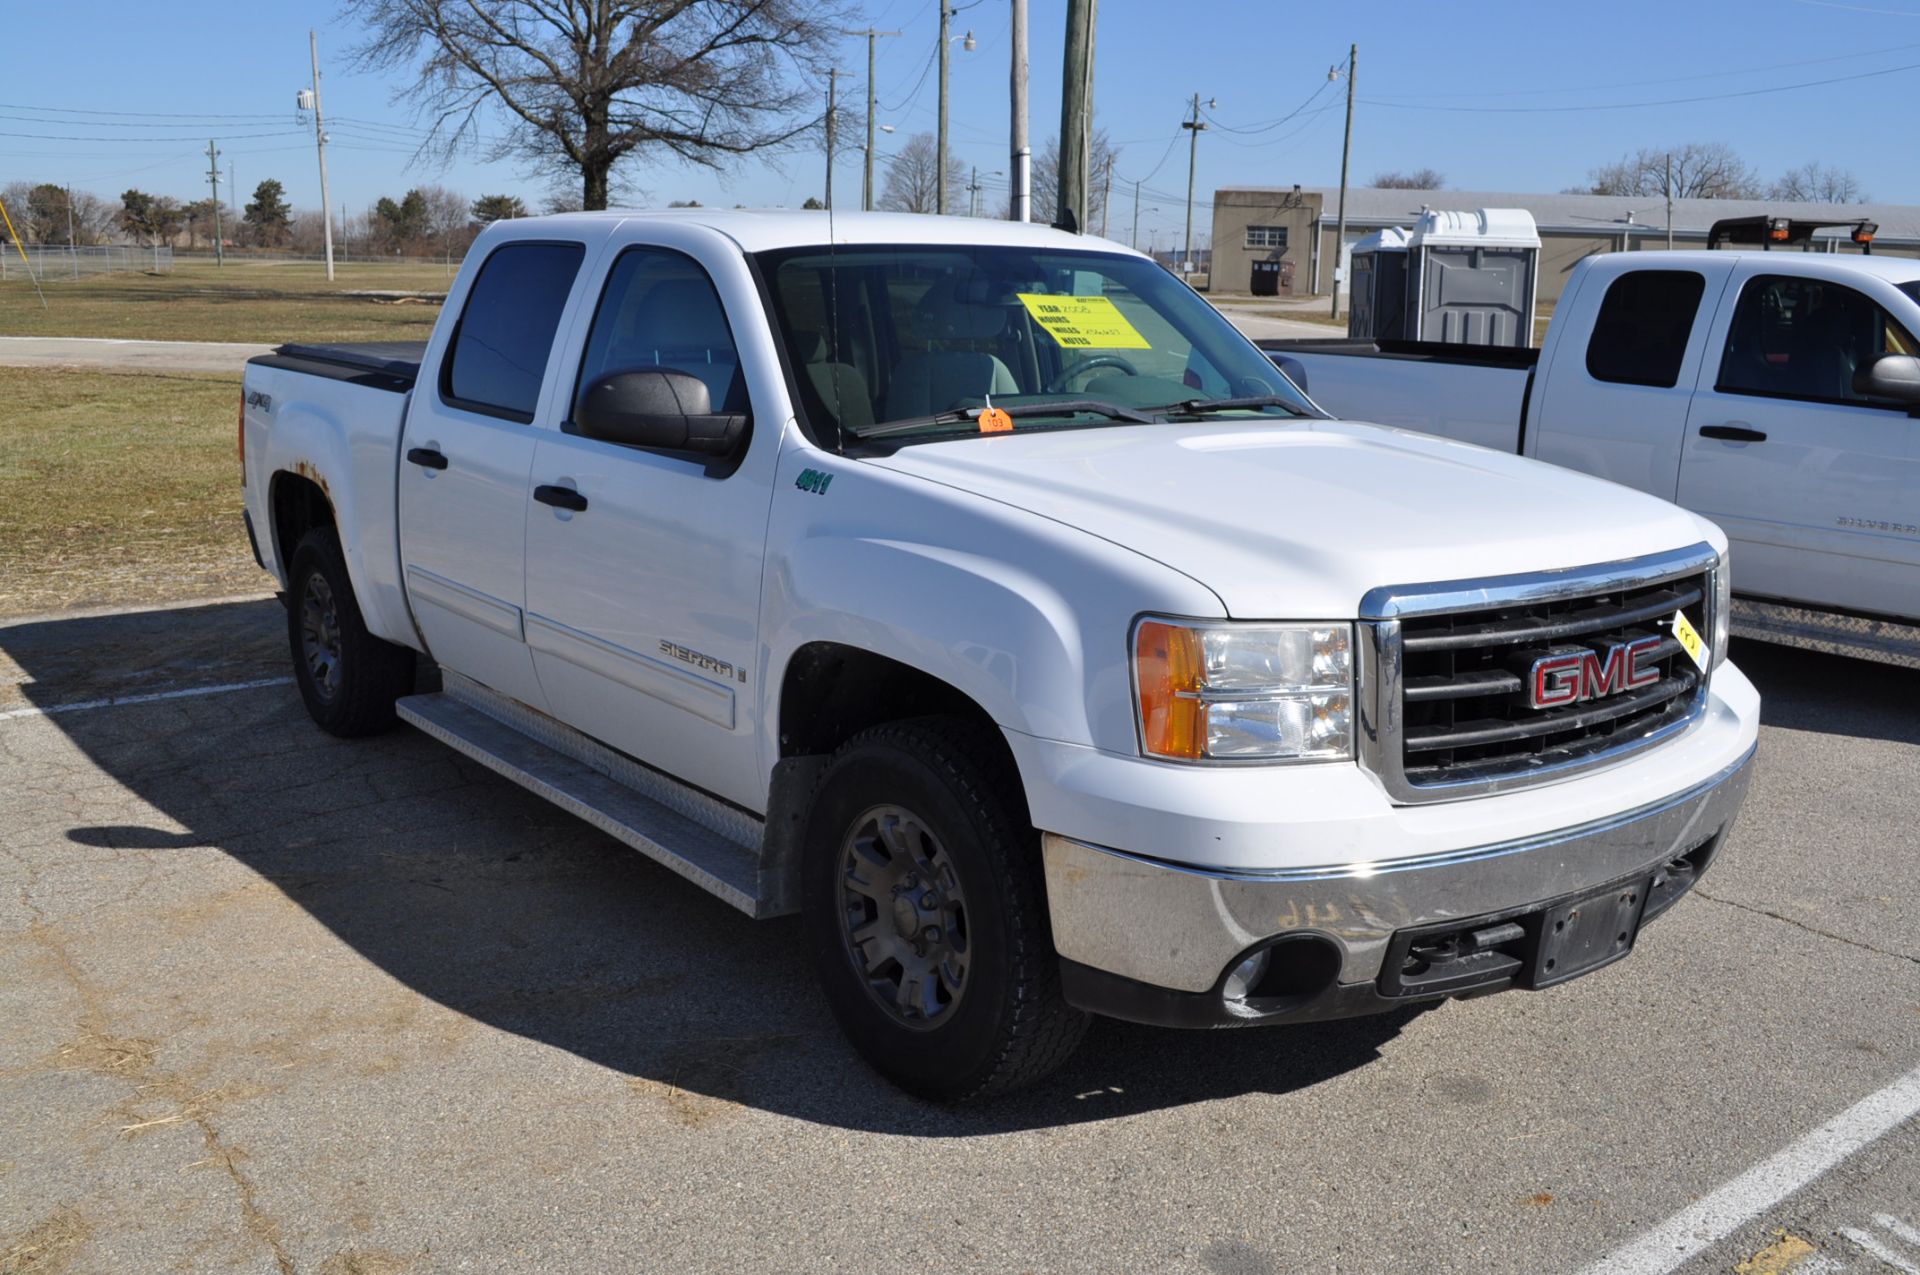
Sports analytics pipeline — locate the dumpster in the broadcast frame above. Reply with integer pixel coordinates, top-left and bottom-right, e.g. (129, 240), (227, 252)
(1249, 259), (1284, 297)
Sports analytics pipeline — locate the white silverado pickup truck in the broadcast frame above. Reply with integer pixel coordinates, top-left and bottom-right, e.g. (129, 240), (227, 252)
(1265, 250), (1920, 667)
(240, 210), (1757, 1099)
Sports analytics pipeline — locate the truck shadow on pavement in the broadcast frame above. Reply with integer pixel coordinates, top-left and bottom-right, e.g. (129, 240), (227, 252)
(9, 601), (1903, 1133)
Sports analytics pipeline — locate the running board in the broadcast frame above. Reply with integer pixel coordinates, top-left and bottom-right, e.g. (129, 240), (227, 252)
(396, 672), (791, 918)
(1732, 598), (1920, 670)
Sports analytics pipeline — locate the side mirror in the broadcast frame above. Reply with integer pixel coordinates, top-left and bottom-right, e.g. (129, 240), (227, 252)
(1852, 353), (1920, 407)
(1269, 355), (1308, 395)
(574, 369), (748, 455)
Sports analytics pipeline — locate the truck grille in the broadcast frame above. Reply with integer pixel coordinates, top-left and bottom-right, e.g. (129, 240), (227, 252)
(1360, 546), (1717, 802)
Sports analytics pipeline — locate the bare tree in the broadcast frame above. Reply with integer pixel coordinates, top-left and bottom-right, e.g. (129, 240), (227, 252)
(878, 132), (965, 215)
(1033, 129), (1118, 230)
(343, 1), (840, 211)
(1769, 161), (1868, 204)
(1583, 142), (1761, 199)
(1371, 168), (1445, 190)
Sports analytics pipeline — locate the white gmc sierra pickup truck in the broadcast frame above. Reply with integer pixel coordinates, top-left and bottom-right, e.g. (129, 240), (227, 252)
(1265, 250), (1920, 668)
(240, 210), (1757, 1099)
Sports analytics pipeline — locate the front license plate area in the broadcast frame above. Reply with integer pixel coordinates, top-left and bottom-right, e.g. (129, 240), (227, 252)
(1530, 878), (1649, 989)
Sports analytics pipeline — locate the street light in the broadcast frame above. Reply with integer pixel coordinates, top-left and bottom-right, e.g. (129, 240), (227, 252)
(937, 6), (977, 215)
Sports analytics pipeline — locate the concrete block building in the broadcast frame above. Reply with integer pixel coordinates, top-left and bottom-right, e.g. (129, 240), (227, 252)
(1209, 186), (1920, 303)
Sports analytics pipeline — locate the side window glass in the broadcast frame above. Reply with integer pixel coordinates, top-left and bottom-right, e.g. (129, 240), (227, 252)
(1585, 270), (1705, 388)
(443, 241), (585, 421)
(572, 248), (746, 424)
(1718, 274), (1920, 405)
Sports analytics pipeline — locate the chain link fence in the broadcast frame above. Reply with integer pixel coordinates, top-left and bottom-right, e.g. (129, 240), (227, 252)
(1, 245), (173, 281)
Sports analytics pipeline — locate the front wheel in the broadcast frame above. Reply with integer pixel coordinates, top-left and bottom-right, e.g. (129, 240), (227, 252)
(800, 717), (1089, 1101)
(285, 527), (416, 737)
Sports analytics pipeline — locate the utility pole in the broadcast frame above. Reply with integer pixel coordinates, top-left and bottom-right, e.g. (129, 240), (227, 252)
(1331, 44), (1356, 318)
(1099, 152), (1114, 238)
(1182, 93), (1211, 275)
(937, 4), (952, 215)
(1665, 152), (1674, 251)
(825, 69), (839, 211)
(205, 140), (224, 267)
(842, 27), (901, 212)
(1058, 0), (1096, 230)
(309, 29), (336, 281)
(1132, 180), (1141, 250)
(1009, 0), (1029, 220)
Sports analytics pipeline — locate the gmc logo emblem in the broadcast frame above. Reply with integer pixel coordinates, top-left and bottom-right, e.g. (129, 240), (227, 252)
(1528, 637), (1663, 709)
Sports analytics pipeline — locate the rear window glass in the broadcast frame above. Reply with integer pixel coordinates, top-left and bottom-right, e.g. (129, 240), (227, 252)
(1585, 270), (1706, 388)
(443, 241), (585, 421)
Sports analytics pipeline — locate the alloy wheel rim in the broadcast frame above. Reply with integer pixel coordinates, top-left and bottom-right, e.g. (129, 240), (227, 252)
(836, 804), (970, 1029)
(299, 575), (343, 702)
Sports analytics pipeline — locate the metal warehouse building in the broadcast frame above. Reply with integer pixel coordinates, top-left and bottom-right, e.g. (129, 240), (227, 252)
(1209, 186), (1920, 302)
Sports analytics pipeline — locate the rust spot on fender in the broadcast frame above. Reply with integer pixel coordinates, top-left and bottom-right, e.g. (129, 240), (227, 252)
(289, 460), (331, 502)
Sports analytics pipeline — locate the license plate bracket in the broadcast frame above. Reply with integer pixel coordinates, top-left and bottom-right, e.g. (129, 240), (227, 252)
(1530, 877), (1649, 988)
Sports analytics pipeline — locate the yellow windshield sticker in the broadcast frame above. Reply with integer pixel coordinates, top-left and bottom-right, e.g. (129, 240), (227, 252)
(1671, 609), (1706, 669)
(1015, 293), (1152, 350)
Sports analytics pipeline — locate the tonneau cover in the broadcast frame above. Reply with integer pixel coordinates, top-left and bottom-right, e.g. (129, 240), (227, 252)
(273, 341), (426, 380)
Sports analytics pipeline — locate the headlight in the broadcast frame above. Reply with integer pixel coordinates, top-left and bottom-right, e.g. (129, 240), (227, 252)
(1133, 619), (1354, 762)
(1712, 549), (1732, 668)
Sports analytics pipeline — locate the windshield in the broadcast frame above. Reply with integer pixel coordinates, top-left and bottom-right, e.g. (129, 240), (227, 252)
(754, 244), (1316, 445)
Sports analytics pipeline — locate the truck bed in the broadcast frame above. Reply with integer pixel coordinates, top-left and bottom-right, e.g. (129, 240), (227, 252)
(1257, 338), (1536, 454)
(252, 341), (426, 392)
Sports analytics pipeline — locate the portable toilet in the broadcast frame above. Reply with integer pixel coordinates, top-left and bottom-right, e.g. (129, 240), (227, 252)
(1347, 226), (1411, 341)
(1405, 208), (1540, 347)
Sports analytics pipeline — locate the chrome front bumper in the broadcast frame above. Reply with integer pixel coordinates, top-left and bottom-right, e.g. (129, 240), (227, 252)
(1041, 745), (1755, 1024)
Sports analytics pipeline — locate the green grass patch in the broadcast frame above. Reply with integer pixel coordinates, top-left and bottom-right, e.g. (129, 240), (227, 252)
(0, 366), (271, 616)
(0, 258), (445, 344)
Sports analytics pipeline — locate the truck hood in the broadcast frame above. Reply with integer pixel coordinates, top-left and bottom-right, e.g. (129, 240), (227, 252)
(864, 420), (1716, 618)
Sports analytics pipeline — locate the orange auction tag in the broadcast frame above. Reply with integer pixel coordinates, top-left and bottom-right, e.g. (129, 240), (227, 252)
(978, 406), (1013, 433)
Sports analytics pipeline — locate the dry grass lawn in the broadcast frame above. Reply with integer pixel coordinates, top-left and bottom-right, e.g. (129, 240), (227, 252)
(0, 257), (446, 345)
(0, 366), (273, 617)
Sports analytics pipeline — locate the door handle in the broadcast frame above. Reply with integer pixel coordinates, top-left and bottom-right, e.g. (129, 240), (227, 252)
(533, 484), (588, 512)
(1698, 424), (1767, 443)
(405, 447), (448, 469)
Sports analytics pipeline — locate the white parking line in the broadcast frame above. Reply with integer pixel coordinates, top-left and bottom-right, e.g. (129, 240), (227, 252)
(1577, 1064), (1920, 1275)
(1841, 1226), (1920, 1274)
(0, 677), (293, 722)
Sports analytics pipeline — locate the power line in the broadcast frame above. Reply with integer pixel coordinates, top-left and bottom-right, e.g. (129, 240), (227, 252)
(1363, 58), (1920, 113)
(1365, 39), (1920, 101)
(0, 101), (286, 121)
(0, 128), (303, 142)
(1202, 72), (1338, 134)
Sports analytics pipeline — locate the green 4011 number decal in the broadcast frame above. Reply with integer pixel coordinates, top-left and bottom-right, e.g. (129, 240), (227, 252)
(795, 468), (835, 495)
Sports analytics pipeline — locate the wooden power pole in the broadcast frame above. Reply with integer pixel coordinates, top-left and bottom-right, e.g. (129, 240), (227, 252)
(1057, 0), (1096, 230)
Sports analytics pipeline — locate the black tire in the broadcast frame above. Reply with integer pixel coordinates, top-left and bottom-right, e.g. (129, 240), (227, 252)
(800, 716), (1089, 1101)
(285, 526), (416, 737)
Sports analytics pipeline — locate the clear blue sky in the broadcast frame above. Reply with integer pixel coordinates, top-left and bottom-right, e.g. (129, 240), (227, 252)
(2, 0), (1916, 246)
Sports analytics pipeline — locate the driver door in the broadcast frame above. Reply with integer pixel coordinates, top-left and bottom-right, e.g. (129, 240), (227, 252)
(522, 241), (778, 810)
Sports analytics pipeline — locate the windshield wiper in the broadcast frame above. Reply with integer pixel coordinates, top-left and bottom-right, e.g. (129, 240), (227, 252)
(850, 398), (1158, 441)
(1145, 395), (1310, 418)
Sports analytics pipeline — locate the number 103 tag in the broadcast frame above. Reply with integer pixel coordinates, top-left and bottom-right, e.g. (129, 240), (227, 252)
(1671, 610), (1706, 669)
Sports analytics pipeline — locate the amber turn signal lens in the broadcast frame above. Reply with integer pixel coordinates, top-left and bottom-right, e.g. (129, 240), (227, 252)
(1135, 620), (1204, 759)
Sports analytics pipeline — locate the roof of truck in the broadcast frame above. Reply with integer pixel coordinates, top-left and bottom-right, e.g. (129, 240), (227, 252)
(1577, 249), (1920, 284)
(514, 208), (1139, 255)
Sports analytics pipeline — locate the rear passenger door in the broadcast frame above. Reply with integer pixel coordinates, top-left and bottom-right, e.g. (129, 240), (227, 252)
(522, 238), (782, 811)
(397, 238), (589, 710)
(1678, 269), (1920, 616)
(1532, 261), (1735, 498)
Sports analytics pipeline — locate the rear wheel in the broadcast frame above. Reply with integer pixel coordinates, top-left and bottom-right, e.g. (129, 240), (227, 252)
(801, 717), (1089, 1101)
(285, 527), (415, 737)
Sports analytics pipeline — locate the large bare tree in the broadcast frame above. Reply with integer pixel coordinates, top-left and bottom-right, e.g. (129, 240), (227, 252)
(878, 133), (965, 215)
(1033, 129), (1119, 231)
(343, 1), (839, 210)
(1582, 142), (1761, 200)
(1769, 161), (1868, 204)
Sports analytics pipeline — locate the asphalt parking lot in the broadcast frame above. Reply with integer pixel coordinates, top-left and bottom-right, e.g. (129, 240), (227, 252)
(2, 598), (1916, 1274)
